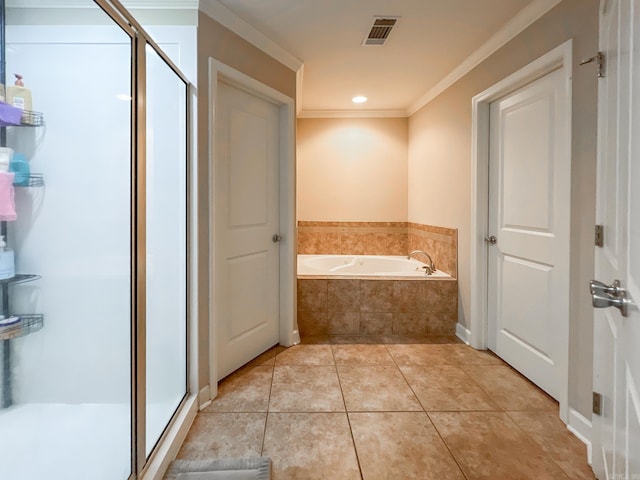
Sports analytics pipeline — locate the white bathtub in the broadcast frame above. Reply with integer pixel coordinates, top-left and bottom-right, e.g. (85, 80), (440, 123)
(297, 254), (451, 278)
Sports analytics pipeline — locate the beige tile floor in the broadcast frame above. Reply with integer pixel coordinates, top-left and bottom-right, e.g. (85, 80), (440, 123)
(174, 336), (595, 480)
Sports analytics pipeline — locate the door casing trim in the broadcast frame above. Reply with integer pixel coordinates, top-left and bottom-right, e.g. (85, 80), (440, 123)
(207, 58), (296, 398)
(469, 39), (572, 421)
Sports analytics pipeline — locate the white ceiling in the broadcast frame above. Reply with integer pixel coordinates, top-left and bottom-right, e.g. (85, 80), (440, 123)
(216, 0), (534, 114)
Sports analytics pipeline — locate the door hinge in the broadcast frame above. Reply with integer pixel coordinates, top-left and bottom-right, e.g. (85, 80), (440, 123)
(595, 225), (604, 247)
(593, 392), (603, 415)
(580, 51), (606, 77)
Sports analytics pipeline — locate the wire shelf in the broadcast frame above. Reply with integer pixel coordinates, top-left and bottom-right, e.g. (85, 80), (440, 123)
(19, 110), (44, 127)
(0, 274), (41, 286)
(0, 314), (43, 341)
(14, 174), (44, 188)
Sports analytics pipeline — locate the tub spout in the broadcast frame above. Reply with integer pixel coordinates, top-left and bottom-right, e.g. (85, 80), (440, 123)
(408, 250), (436, 274)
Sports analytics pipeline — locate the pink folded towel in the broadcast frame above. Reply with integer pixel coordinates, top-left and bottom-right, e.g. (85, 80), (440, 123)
(0, 172), (17, 221)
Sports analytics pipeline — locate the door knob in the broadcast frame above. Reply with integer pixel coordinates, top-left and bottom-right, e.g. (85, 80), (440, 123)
(484, 235), (497, 245)
(272, 234), (282, 243)
(590, 279), (632, 317)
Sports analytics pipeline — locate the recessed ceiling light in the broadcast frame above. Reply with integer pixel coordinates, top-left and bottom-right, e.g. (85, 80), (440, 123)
(352, 96), (368, 104)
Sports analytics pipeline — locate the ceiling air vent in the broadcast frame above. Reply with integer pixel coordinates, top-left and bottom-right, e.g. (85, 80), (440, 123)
(363, 17), (398, 46)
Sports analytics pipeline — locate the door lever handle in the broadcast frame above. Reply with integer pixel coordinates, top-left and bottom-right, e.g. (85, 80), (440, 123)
(591, 291), (623, 309)
(590, 279), (632, 317)
(590, 279), (621, 296)
(272, 234), (282, 243)
(484, 235), (497, 245)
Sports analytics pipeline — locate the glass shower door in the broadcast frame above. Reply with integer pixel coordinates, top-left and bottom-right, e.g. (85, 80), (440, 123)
(144, 42), (188, 456)
(0, 1), (192, 475)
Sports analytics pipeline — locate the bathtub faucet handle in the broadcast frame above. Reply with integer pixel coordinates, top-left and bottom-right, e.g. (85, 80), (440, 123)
(408, 250), (436, 274)
(422, 265), (434, 276)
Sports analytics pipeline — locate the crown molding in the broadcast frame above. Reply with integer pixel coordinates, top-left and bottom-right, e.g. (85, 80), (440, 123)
(298, 109), (408, 119)
(198, 0), (302, 72)
(6, 0), (198, 7)
(407, 0), (563, 116)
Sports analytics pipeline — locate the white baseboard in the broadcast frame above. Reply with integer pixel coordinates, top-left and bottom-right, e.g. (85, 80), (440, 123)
(142, 394), (199, 480)
(198, 385), (212, 410)
(567, 408), (593, 465)
(455, 323), (471, 345)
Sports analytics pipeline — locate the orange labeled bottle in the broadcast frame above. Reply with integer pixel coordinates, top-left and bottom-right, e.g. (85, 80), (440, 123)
(6, 74), (32, 111)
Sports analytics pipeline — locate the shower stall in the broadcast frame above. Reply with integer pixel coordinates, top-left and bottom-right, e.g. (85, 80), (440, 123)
(0, 1), (193, 478)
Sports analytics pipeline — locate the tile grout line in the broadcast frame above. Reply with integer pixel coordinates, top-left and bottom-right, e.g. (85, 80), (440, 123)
(385, 343), (427, 413)
(432, 346), (572, 478)
(425, 410), (472, 480)
(259, 351), (277, 456)
(385, 342), (471, 480)
(386, 344), (508, 413)
(442, 347), (508, 411)
(435, 346), (564, 479)
(503, 410), (578, 479)
(457, 361), (558, 413)
(330, 343), (365, 480)
(455, 362), (505, 412)
(388, 346), (478, 479)
(385, 345), (469, 480)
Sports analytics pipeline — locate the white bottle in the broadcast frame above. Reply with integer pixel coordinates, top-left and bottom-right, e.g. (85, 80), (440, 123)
(0, 235), (15, 280)
(0, 147), (13, 172)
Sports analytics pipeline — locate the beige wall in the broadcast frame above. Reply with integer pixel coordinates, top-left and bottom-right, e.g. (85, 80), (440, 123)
(297, 118), (408, 222)
(408, 0), (599, 417)
(196, 11), (296, 391)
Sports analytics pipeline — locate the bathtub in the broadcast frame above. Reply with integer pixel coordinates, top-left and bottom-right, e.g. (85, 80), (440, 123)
(297, 254), (451, 278)
(296, 254), (457, 337)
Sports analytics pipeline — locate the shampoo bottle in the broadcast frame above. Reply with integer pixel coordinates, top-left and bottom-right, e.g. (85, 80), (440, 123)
(0, 235), (15, 280)
(6, 74), (33, 111)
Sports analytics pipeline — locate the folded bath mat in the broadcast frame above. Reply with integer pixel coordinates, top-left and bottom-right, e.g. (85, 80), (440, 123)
(177, 471), (264, 480)
(165, 457), (271, 480)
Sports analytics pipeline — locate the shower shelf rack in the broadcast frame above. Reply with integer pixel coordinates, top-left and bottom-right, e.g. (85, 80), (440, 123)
(0, 315), (43, 341)
(0, 274), (41, 285)
(18, 110), (44, 127)
(0, 113), (46, 408)
(15, 173), (44, 188)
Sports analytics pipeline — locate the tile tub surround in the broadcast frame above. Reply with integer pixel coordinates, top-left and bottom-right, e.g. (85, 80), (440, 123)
(297, 277), (458, 336)
(297, 221), (408, 256)
(407, 222), (458, 279)
(297, 221), (457, 277)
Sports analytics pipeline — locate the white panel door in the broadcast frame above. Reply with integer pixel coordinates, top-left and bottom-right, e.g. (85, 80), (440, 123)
(215, 80), (280, 380)
(591, 1), (640, 479)
(488, 67), (571, 402)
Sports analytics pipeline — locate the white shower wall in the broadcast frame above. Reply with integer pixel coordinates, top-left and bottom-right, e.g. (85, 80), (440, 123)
(5, 24), (195, 405)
